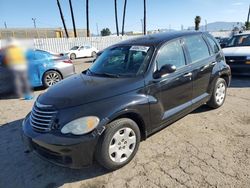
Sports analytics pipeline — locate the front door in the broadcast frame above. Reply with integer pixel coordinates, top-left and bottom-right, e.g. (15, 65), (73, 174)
(146, 39), (193, 131)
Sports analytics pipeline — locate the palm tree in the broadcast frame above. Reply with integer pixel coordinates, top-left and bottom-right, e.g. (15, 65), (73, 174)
(143, 0), (146, 35)
(86, 0), (90, 37)
(56, 0), (69, 38)
(195, 16), (201, 31)
(114, 0), (119, 36)
(69, 0), (77, 37)
(246, 4), (250, 30)
(121, 0), (127, 36)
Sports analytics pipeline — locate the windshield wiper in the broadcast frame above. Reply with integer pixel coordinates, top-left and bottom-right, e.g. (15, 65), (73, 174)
(86, 69), (120, 78)
(100, 72), (120, 78)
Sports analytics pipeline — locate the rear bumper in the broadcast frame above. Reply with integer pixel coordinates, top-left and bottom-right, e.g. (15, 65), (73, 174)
(22, 115), (99, 169)
(54, 62), (76, 79)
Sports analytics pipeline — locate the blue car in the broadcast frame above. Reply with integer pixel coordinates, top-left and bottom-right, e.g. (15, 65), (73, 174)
(0, 49), (75, 94)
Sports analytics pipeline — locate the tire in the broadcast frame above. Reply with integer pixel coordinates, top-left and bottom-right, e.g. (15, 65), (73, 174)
(207, 78), (227, 109)
(95, 118), (141, 170)
(70, 53), (76, 60)
(42, 70), (62, 88)
(91, 51), (97, 58)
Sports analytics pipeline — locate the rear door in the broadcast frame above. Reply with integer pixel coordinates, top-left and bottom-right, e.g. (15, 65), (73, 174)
(183, 34), (216, 107)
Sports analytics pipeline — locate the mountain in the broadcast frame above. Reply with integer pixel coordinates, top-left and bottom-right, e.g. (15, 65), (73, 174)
(189, 22), (244, 31)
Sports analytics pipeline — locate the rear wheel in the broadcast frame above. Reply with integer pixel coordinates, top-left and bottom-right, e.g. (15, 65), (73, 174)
(95, 118), (141, 170)
(91, 51), (97, 58)
(42, 70), (62, 88)
(70, 53), (76, 60)
(207, 78), (227, 108)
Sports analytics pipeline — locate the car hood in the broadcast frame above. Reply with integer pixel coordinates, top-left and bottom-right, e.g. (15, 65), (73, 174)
(38, 73), (144, 109)
(223, 46), (250, 57)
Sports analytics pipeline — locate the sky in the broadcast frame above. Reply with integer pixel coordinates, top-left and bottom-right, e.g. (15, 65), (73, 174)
(0, 0), (249, 34)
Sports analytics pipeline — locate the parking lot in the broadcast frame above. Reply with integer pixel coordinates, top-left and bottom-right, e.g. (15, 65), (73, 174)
(0, 58), (250, 188)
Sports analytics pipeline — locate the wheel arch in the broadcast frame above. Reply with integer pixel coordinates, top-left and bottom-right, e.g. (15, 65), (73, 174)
(107, 111), (147, 141)
(220, 74), (230, 86)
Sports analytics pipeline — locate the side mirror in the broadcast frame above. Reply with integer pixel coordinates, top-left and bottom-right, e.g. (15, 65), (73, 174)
(153, 64), (176, 79)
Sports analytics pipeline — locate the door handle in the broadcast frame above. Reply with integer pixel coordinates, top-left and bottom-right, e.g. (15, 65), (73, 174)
(201, 64), (209, 71)
(183, 72), (192, 77)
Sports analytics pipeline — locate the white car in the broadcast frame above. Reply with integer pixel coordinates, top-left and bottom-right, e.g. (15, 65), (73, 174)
(222, 33), (250, 75)
(67, 45), (98, 60)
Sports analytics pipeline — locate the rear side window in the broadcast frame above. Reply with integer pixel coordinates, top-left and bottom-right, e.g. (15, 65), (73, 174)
(184, 35), (210, 63)
(157, 40), (186, 69)
(206, 35), (220, 54)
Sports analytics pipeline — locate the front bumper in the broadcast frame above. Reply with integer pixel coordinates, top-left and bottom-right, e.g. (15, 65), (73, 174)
(22, 115), (99, 169)
(228, 64), (250, 76)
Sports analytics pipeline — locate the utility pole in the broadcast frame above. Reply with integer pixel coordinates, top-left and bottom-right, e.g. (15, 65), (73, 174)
(121, 0), (127, 36)
(96, 23), (99, 36)
(141, 19), (144, 34)
(205, 19), (207, 31)
(86, 0), (90, 37)
(32, 18), (37, 28)
(56, 0), (69, 38)
(4, 22), (7, 29)
(69, 0), (77, 37)
(143, 0), (146, 35)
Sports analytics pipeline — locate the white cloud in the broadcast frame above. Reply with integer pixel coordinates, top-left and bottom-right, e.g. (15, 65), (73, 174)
(232, 2), (244, 6)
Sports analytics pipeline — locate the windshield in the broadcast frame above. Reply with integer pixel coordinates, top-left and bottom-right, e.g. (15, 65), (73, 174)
(70, 46), (79, 50)
(88, 45), (153, 77)
(226, 34), (250, 47)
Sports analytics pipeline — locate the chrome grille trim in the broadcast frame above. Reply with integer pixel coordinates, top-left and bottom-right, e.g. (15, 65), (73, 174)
(30, 102), (57, 132)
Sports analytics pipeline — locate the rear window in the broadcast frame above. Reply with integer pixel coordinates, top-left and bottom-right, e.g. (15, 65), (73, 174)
(184, 35), (210, 63)
(206, 35), (220, 54)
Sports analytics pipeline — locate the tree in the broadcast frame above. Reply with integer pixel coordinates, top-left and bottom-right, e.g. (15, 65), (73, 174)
(69, 0), (77, 37)
(245, 21), (250, 30)
(194, 16), (201, 31)
(86, 0), (90, 37)
(143, 0), (147, 35)
(56, 0), (69, 38)
(114, 0), (119, 36)
(101, 28), (111, 36)
(121, 0), (127, 36)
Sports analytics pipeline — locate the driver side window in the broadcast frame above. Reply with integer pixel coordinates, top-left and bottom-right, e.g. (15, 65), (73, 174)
(157, 40), (186, 70)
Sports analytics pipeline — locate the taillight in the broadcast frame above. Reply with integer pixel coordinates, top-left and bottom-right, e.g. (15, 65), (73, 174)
(63, 59), (72, 64)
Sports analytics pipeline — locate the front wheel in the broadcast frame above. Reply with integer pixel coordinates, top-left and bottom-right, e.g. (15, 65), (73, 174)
(207, 78), (227, 108)
(95, 118), (141, 170)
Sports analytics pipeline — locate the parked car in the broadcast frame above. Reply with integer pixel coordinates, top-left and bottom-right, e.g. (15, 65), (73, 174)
(22, 32), (231, 170)
(0, 49), (75, 94)
(67, 45), (98, 60)
(223, 33), (250, 75)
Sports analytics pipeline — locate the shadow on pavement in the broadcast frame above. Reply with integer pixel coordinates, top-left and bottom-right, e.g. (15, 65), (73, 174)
(0, 119), (109, 188)
(230, 76), (250, 88)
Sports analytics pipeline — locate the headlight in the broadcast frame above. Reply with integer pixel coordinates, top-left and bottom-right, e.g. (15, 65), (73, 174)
(61, 116), (99, 135)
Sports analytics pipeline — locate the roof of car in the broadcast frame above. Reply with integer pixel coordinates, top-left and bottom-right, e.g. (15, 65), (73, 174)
(116, 31), (203, 47)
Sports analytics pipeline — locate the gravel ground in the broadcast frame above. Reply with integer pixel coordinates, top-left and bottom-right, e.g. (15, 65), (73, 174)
(0, 58), (250, 188)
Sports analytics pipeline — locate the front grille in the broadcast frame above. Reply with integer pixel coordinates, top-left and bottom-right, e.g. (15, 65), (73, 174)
(30, 102), (57, 132)
(225, 56), (246, 64)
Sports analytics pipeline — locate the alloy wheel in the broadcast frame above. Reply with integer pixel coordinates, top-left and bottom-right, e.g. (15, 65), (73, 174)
(215, 82), (226, 105)
(45, 72), (61, 87)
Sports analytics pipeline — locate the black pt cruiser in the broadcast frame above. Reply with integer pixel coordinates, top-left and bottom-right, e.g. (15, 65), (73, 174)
(22, 32), (231, 170)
